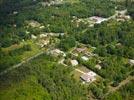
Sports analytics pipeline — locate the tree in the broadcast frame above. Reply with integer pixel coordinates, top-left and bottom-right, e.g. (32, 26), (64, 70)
(59, 36), (76, 51)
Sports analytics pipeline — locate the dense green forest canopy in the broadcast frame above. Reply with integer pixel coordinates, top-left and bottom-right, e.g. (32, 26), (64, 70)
(0, 0), (116, 47)
(0, 54), (87, 100)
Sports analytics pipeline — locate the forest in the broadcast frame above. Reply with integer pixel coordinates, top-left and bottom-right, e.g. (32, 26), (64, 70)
(0, 0), (134, 100)
(0, 54), (87, 100)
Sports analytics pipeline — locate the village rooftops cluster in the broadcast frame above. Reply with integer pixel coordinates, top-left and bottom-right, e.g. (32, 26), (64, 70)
(31, 32), (65, 48)
(72, 16), (108, 28)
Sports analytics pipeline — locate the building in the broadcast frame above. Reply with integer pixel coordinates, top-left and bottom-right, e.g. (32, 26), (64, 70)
(70, 60), (78, 66)
(80, 71), (96, 82)
(89, 16), (107, 24)
(31, 34), (37, 39)
(39, 25), (45, 29)
(129, 59), (134, 66)
(40, 34), (47, 38)
(28, 20), (40, 28)
(13, 11), (18, 15)
(39, 39), (50, 48)
(95, 64), (102, 70)
(81, 56), (89, 61)
(50, 49), (66, 57)
(76, 47), (87, 53)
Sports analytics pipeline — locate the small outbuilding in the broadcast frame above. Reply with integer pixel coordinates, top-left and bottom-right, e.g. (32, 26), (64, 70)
(71, 60), (78, 66)
(31, 34), (37, 39)
(81, 56), (89, 61)
(40, 34), (47, 38)
(95, 64), (102, 70)
(129, 59), (134, 66)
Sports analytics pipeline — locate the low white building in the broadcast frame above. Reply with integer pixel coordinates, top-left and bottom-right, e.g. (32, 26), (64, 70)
(95, 64), (102, 70)
(31, 34), (37, 39)
(81, 56), (89, 61)
(71, 60), (78, 66)
(129, 59), (134, 66)
(28, 20), (40, 28)
(40, 34), (47, 38)
(89, 16), (107, 24)
(39, 25), (45, 29)
(13, 11), (18, 15)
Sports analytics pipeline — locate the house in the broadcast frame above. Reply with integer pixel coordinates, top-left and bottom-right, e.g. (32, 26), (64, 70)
(115, 10), (131, 21)
(13, 11), (18, 15)
(39, 25), (45, 29)
(39, 39), (50, 48)
(42, 40), (49, 46)
(40, 34), (47, 38)
(76, 47), (87, 53)
(91, 46), (97, 50)
(129, 59), (134, 66)
(28, 20), (40, 28)
(70, 60), (78, 66)
(81, 56), (89, 61)
(80, 71), (96, 82)
(116, 15), (131, 21)
(95, 64), (102, 70)
(31, 34), (37, 39)
(45, 32), (65, 37)
(89, 16), (107, 24)
(50, 49), (66, 57)
(85, 52), (96, 57)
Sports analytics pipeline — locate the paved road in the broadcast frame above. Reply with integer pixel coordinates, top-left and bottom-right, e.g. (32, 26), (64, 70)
(0, 51), (45, 76)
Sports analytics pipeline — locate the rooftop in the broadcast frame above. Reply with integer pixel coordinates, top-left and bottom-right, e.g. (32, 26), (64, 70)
(81, 56), (89, 61)
(71, 60), (78, 66)
(80, 71), (97, 82)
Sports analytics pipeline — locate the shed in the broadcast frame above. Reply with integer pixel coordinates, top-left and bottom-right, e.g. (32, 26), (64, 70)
(81, 56), (89, 61)
(95, 64), (102, 70)
(71, 60), (78, 66)
(129, 59), (134, 66)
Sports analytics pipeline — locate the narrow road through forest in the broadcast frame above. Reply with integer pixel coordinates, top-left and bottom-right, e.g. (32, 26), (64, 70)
(0, 51), (45, 76)
(103, 76), (134, 99)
